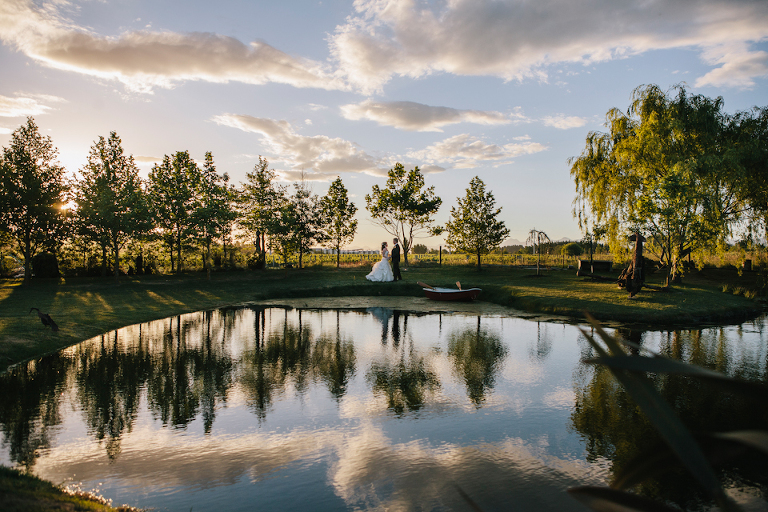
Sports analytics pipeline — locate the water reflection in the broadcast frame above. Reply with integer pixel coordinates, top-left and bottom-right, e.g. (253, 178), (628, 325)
(571, 325), (768, 506)
(0, 307), (766, 511)
(0, 355), (68, 470)
(447, 317), (507, 407)
(367, 353), (440, 416)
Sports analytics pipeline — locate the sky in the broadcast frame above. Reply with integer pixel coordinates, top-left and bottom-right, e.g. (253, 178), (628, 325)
(1, 0), (767, 250)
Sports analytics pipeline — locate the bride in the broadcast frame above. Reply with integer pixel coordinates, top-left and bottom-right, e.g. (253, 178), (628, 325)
(366, 242), (394, 282)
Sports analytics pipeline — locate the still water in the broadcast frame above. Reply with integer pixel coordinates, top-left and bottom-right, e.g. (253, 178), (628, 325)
(1, 304), (766, 511)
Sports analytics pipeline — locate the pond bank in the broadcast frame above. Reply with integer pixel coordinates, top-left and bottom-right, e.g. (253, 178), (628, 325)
(1, 266), (763, 371)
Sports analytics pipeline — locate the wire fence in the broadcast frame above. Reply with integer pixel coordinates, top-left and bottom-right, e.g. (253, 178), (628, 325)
(265, 251), (597, 269)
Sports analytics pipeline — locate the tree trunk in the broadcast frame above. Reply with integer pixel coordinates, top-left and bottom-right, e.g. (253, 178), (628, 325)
(101, 243), (108, 277)
(23, 230), (32, 284)
(177, 231), (182, 273)
(169, 239), (175, 273)
(206, 238), (212, 280)
(113, 236), (120, 282)
(477, 250), (482, 270)
(336, 246), (340, 269)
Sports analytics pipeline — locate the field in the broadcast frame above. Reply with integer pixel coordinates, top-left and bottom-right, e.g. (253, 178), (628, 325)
(1, 263), (763, 370)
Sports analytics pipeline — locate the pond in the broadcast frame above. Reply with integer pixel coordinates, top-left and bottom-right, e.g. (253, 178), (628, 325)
(1, 302), (766, 511)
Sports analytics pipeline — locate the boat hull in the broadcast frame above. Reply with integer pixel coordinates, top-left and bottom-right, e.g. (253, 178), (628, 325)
(423, 287), (481, 301)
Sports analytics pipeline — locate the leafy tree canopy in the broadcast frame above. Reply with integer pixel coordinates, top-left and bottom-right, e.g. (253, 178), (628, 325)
(570, 84), (759, 283)
(365, 163), (442, 265)
(0, 117), (68, 282)
(75, 131), (150, 279)
(321, 176), (357, 268)
(445, 176), (509, 270)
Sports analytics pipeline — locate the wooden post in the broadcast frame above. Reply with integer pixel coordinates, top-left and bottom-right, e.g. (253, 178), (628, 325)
(439, 246), (442, 266)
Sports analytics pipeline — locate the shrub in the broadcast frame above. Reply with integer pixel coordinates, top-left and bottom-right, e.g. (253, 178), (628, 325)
(561, 242), (584, 257)
(31, 252), (60, 278)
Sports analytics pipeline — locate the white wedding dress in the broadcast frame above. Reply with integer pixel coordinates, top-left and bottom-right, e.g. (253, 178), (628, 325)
(366, 249), (394, 282)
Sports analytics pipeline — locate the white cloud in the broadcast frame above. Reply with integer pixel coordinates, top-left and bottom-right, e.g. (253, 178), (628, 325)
(134, 155), (162, 166)
(212, 114), (385, 178)
(541, 114), (587, 130)
(407, 134), (547, 169)
(0, 0), (344, 93)
(0, 126), (12, 135)
(330, 0), (768, 92)
(695, 45), (768, 89)
(340, 99), (512, 132)
(0, 94), (63, 117)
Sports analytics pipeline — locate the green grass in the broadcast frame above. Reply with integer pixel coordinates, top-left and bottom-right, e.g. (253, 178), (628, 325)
(0, 465), (136, 511)
(0, 265), (762, 369)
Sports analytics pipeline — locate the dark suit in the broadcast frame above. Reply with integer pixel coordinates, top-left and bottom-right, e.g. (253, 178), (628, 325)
(392, 243), (402, 281)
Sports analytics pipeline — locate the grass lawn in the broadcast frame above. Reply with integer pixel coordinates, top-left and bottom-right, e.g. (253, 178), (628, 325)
(0, 465), (137, 511)
(1, 264), (763, 369)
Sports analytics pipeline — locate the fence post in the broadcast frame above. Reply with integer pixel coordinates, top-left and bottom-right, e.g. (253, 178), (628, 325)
(439, 246), (442, 266)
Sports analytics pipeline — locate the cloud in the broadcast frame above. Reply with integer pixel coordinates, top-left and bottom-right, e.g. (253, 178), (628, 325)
(330, 0), (768, 92)
(134, 155), (163, 166)
(407, 134), (547, 169)
(340, 99), (512, 132)
(212, 114), (385, 178)
(0, 94), (63, 117)
(541, 114), (587, 130)
(695, 45), (768, 89)
(0, 0), (343, 93)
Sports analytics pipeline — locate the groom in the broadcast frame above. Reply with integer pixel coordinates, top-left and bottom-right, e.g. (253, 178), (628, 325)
(392, 238), (402, 281)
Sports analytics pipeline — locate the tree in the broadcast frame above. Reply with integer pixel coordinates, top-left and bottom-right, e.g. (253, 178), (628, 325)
(445, 176), (509, 270)
(267, 194), (296, 269)
(75, 132), (150, 280)
(561, 242), (584, 257)
(192, 152), (236, 276)
(265, 179), (327, 269)
(0, 118), (68, 283)
(239, 157), (284, 269)
(365, 163), (442, 266)
(321, 177), (357, 268)
(526, 228), (550, 275)
(412, 244), (428, 254)
(570, 84), (748, 284)
(729, 106), (768, 232)
(288, 180), (328, 269)
(148, 151), (201, 273)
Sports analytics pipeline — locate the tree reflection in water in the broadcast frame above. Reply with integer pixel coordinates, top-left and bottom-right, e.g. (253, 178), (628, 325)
(76, 329), (152, 460)
(1, 307), (766, 511)
(313, 312), (356, 402)
(571, 327), (768, 508)
(366, 355), (439, 416)
(0, 355), (69, 470)
(447, 316), (507, 407)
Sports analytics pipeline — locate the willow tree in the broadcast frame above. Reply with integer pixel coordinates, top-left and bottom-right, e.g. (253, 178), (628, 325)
(365, 163), (442, 266)
(321, 177), (357, 268)
(729, 106), (768, 232)
(445, 176), (509, 270)
(570, 84), (746, 284)
(526, 228), (551, 275)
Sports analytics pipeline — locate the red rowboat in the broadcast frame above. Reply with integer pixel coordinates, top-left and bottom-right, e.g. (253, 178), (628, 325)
(418, 281), (481, 301)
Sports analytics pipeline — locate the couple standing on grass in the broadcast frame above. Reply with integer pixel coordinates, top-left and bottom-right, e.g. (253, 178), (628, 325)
(366, 238), (402, 282)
